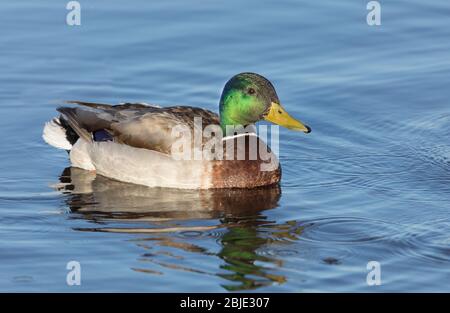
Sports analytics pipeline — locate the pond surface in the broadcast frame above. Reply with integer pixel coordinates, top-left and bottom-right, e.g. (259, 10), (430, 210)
(0, 0), (449, 291)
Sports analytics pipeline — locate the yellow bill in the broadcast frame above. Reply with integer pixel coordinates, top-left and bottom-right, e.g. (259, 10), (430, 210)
(264, 102), (311, 133)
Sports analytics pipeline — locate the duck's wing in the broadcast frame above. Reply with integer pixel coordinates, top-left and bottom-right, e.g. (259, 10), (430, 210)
(110, 106), (220, 154)
(57, 101), (219, 155)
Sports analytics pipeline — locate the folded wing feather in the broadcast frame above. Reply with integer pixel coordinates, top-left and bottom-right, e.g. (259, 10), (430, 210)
(57, 101), (220, 155)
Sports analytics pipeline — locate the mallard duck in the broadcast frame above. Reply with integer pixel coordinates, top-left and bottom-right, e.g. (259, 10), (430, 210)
(43, 72), (310, 189)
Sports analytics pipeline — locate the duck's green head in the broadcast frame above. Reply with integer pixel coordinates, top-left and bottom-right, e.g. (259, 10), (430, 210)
(219, 72), (311, 134)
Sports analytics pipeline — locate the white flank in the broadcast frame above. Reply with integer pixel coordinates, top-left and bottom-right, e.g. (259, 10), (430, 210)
(69, 139), (95, 171)
(69, 139), (212, 189)
(42, 118), (72, 150)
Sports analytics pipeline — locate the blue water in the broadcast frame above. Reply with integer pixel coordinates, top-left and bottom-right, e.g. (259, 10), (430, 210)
(0, 0), (449, 291)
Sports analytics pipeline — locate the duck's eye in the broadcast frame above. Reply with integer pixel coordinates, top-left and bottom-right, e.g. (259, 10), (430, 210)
(248, 88), (255, 95)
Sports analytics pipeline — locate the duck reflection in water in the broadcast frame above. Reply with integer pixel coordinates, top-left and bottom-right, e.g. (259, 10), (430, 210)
(56, 167), (304, 291)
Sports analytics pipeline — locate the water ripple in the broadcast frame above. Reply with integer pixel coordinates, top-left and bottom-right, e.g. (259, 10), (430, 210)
(298, 216), (400, 244)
